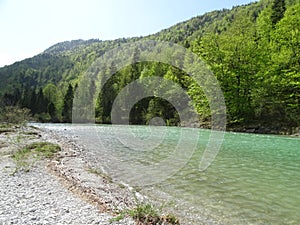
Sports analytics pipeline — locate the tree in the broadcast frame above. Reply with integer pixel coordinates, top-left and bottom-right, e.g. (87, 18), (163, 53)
(35, 88), (48, 114)
(62, 84), (74, 123)
(43, 83), (60, 121)
(96, 62), (120, 124)
(271, 0), (286, 26)
(193, 11), (260, 125)
(130, 47), (141, 81)
(267, 4), (300, 125)
(43, 83), (58, 104)
(47, 102), (56, 121)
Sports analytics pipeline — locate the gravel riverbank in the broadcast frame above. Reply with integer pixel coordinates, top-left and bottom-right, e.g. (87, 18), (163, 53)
(0, 125), (135, 224)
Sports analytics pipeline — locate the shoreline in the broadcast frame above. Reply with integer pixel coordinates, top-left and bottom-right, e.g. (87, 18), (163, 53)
(42, 127), (140, 211)
(30, 123), (227, 225)
(0, 125), (136, 224)
(1, 124), (181, 224)
(3, 123), (297, 224)
(31, 121), (300, 137)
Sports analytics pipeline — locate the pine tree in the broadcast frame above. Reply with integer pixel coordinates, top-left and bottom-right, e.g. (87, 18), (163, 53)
(62, 84), (74, 123)
(271, 0), (286, 26)
(129, 47), (141, 82)
(35, 88), (48, 114)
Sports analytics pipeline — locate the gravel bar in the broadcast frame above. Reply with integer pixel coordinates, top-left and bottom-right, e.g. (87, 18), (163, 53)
(0, 126), (135, 225)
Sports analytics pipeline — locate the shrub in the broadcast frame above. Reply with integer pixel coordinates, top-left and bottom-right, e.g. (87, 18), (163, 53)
(0, 106), (31, 125)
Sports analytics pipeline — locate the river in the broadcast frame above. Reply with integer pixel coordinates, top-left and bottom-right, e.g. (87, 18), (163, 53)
(35, 123), (300, 225)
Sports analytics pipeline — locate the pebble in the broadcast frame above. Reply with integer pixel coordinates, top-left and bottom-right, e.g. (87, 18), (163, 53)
(0, 159), (134, 225)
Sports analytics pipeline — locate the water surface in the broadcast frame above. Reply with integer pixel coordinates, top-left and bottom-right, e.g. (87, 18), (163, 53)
(36, 124), (300, 224)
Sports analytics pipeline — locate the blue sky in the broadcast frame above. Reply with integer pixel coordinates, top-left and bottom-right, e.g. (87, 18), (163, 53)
(0, 0), (255, 67)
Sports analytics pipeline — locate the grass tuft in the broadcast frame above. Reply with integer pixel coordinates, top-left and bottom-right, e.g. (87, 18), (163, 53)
(111, 202), (180, 224)
(11, 142), (60, 175)
(25, 142), (61, 158)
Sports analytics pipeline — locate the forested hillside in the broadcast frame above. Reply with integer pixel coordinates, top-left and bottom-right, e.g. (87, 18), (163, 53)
(0, 0), (299, 134)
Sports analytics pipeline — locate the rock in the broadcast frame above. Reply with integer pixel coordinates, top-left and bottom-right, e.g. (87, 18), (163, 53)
(0, 126), (135, 225)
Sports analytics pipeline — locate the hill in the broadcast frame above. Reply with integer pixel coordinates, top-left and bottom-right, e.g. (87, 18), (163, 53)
(0, 0), (299, 133)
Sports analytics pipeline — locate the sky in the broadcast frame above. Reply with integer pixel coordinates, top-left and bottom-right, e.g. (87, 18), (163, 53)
(0, 0), (255, 67)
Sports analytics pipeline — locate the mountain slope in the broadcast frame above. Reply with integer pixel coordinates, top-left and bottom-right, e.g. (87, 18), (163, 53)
(0, 1), (262, 94)
(0, 0), (299, 133)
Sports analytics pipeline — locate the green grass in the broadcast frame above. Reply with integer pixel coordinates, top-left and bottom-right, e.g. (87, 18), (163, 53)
(128, 203), (159, 223)
(11, 142), (60, 175)
(111, 202), (180, 224)
(27, 142), (61, 158)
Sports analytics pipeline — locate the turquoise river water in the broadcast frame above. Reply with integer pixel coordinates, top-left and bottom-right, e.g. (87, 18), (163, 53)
(37, 124), (300, 225)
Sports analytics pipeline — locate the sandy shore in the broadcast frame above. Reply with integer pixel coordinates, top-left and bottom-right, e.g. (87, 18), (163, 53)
(0, 125), (136, 224)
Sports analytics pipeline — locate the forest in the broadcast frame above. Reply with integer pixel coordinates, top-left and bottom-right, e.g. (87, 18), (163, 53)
(0, 0), (299, 134)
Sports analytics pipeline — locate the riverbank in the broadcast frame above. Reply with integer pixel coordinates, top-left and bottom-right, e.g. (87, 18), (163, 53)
(40, 121), (300, 136)
(182, 118), (300, 136)
(228, 125), (300, 136)
(0, 124), (181, 224)
(3, 123), (297, 224)
(0, 125), (136, 224)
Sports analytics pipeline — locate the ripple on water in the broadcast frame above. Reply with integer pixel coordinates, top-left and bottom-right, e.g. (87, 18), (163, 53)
(34, 124), (300, 225)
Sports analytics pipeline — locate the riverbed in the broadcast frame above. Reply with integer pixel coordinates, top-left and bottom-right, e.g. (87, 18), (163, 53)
(35, 123), (300, 224)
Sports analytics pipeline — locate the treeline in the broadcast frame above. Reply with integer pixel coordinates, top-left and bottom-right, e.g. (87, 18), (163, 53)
(1, 83), (75, 123)
(0, 0), (299, 132)
(192, 0), (300, 129)
(94, 61), (202, 126)
(1, 60), (203, 126)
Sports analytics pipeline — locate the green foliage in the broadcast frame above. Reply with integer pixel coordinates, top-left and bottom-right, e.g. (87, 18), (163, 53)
(193, 10), (260, 124)
(111, 202), (180, 224)
(0, 106), (31, 125)
(43, 83), (62, 121)
(62, 84), (74, 122)
(192, 1), (299, 129)
(25, 142), (61, 158)
(271, 0), (286, 26)
(0, 0), (299, 131)
(128, 203), (158, 220)
(11, 142), (60, 174)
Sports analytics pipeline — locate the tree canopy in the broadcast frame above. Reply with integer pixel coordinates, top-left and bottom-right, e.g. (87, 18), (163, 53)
(0, 0), (299, 134)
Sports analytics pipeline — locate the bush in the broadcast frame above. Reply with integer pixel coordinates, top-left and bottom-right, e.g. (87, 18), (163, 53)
(0, 106), (31, 125)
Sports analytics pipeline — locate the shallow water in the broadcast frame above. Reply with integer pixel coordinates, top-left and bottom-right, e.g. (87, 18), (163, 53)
(36, 123), (300, 224)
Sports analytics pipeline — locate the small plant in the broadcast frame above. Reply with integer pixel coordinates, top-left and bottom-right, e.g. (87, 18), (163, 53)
(7, 129), (26, 152)
(128, 203), (159, 223)
(11, 147), (32, 174)
(11, 142), (60, 175)
(111, 202), (180, 224)
(163, 214), (180, 224)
